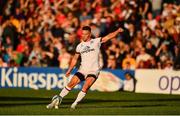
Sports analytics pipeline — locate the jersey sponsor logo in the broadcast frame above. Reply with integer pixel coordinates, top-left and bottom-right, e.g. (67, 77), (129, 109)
(90, 40), (94, 44)
(81, 46), (95, 54)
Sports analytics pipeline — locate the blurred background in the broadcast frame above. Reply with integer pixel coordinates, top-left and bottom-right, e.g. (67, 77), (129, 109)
(0, 0), (179, 70)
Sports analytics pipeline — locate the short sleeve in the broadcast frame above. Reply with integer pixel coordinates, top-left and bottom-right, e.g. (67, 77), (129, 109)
(75, 44), (80, 53)
(95, 37), (102, 47)
(96, 37), (102, 43)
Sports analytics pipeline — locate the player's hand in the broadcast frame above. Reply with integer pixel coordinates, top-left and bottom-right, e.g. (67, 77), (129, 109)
(118, 28), (124, 33)
(65, 70), (71, 77)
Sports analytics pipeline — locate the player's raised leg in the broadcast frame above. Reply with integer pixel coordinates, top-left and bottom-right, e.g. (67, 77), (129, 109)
(71, 75), (97, 109)
(46, 75), (81, 109)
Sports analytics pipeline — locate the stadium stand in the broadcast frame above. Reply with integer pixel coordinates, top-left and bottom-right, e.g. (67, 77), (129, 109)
(0, 0), (179, 69)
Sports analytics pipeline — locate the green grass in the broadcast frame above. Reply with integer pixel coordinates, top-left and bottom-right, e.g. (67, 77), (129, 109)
(0, 89), (180, 115)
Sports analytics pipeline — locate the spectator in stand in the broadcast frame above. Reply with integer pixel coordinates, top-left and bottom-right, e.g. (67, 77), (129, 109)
(150, 0), (162, 17)
(58, 47), (72, 70)
(149, 32), (160, 48)
(3, 36), (13, 48)
(79, 10), (92, 22)
(8, 59), (18, 67)
(106, 43), (118, 69)
(137, 60), (146, 69)
(174, 41), (180, 70)
(146, 12), (158, 31)
(3, 45), (13, 63)
(145, 41), (156, 57)
(0, 56), (7, 67)
(65, 31), (79, 55)
(164, 60), (173, 70)
(122, 53), (136, 70)
(136, 47), (151, 67)
(155, 43), (173, 65)
(107, 55), (116, 69)
(16, 38), (28, 53)
(133, 39), (143, 58)
(149, 56), (158, 68)
(138, 0), (152, 18)
(143, 28), (151, 41)
(28, 56), (41, 67)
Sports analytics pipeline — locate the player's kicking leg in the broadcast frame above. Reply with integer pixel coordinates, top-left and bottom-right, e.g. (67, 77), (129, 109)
(46, 75), (80, 109)
(71, 75), (97, 109)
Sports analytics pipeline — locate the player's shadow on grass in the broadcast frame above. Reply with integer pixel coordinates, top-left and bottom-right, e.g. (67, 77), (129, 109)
(77, 104), (167, 109)
(0, 96), (75, 103)
(0, 96), (74, 107)
(0, 96), (49, 101)
(0, 96), (180, 108)
(84, 98), (180, 103)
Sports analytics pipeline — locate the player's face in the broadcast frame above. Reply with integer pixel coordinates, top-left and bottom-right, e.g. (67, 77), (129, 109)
(81, 30), (91, 42)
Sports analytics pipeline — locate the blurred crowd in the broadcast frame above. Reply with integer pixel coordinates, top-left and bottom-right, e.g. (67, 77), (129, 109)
(0, 0), (180, 70)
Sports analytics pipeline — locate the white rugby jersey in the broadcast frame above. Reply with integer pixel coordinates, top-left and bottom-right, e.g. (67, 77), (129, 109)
(76, 37), (102, 75)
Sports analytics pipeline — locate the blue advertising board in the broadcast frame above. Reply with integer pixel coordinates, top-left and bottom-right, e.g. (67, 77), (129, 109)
(0, 67), (134, 91)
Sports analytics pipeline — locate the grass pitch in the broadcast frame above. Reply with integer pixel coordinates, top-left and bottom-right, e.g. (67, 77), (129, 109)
(0, 88), (180, 115)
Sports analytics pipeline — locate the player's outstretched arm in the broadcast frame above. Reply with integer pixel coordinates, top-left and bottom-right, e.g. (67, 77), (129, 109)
(65, 53), (80, 77)
(101, 28), (123, 43)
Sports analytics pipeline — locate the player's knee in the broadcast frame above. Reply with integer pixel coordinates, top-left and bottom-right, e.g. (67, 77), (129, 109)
(67, 82), (76, 89)
(67, 78), (80, 89)
(82, 86), (90, 93)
